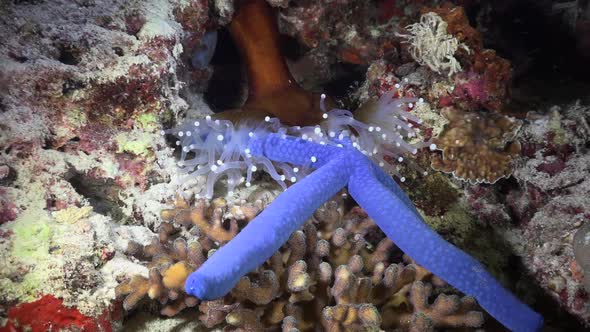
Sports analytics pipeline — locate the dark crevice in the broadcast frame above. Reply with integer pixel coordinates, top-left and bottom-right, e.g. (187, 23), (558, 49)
(322, 62), (367, 104)
(203, 27), (366, 112)
(56, 137), (80, 152)
(465, 0), (590, 105)
(204, 28), (245, 111)
(112, 47), (125, 57)
(0, 97), (7, 113)
(57, 44), (82, 66)
(0, 165), (17, 186)
(7, 52), (28, 63)
(281, 34), (309, 61)
(68, 172), (126, 221)
(62, 79), (86, 96)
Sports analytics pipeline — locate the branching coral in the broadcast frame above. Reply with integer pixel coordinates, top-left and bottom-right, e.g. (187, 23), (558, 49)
(159, 45), (538, 328)
(383, 281), (484, 331)
(119, 197), (489, 331)
(115, 195), (262, 316)
(431, 107), (522, 183)
(121, 2), (540, 331)
(116, 221), (203, 316)
(182, 113), (542, 331)
(322, 303), (381, 331)
(160, 195), (260, 244)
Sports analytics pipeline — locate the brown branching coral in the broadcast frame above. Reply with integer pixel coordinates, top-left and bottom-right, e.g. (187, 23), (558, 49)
(115, 220), (205, 316)
(115, 275), (150, 312)
(382, 281), (484, 331)
(321, 303), (382, 332)
(198, 298), (240, 328)
(117, 193), (485, 331)
(117, 195), (262, 315)
(160, 196), (260, 243)
(115, 239), (204, 316)
(232, 270), (280, 305)
(225, 308), (266, 331)
(431, 107), (522, 183)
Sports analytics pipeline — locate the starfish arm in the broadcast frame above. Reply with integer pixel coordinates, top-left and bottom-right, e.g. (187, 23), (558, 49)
(248, 133), (340, 167)
(369, 161), (420, 214)
(347, 160), (544, 332)
(185, 155), (349, 300)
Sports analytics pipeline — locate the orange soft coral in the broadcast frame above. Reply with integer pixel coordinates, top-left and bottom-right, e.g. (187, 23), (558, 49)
(224, 0), (332, 126)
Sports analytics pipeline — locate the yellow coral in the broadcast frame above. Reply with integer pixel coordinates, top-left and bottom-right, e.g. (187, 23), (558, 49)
(54, 206), (92, 224)
(162, 261), (191, 289)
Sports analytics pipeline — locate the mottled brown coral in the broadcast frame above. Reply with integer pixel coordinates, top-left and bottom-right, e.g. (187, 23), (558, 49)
(115, 265), (199, 317)
(115, 275), (150, 311)
(232, 269), (280, 305)
(160, 195), (260, 244)
(117, 192), (486, 331)
(115, 221), (204, 316)
(382, 281), (484, 331)
(431, 107), (522, 183)
(117, 195), (262, 315)
(322, 303), (381, 332)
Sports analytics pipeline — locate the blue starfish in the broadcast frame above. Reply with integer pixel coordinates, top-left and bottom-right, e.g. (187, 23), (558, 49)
(185, 131), (544, 332)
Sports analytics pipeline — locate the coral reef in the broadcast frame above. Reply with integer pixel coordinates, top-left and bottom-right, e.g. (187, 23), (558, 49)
(278, 0), (435, 67)
(430, 107), (522, 184)
(117, 194), (491, 331)
(397, 12), (469, 76)
(508, 103), (590, 325)
(0, 0), (215, 328)
(463, 100), (590, 327)
(2, 0), (589, 331)
(426, 4), (512, 113)
(0, 0), (213, 231)
(574, 222), (590, 291)
(173, 105), (540, 331)
(115, 195), (260, 317)
(0, 202), (161, 321)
